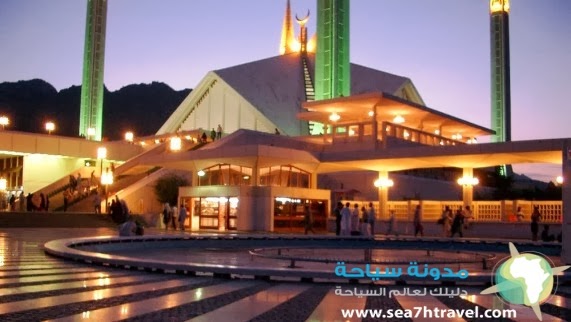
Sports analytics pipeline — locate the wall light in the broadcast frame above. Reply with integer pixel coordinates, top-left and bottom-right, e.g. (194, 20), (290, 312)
(457, 176), (479, 186)
(0, 116), (9, 129)
(374, 178), (394, 188)
(329, 113), (341, 122)
(170, 137), (182, 151)
(124, 131), (134, 142)
(466, 138), (478, 144)
(368, 111), (374, 117)
(393, 115), (405, 124)
(0, 178), (6, 190)
(87, 127), (96, 137)
(45, 121), (55, 134)
(197, 170), (205, 177)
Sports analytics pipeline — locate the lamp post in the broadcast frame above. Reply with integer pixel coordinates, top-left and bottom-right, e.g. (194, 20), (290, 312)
(45, 121), (55, 134)
(0, 116), (9, 130)
(374, 174), (394, 221)
(101, 168), (113, 213)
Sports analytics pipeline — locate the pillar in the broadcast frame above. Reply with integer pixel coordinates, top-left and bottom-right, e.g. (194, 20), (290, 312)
(562, 140), (571, 264)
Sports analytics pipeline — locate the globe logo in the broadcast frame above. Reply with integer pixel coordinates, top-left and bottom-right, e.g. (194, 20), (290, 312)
(481, 242), (570, 321)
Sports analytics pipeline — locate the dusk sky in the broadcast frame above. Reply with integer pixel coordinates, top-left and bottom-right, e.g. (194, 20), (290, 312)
(1, 0), (569, 181)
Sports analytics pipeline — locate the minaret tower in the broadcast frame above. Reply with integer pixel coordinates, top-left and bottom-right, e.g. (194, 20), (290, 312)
(279, 0), (296, 55)
(315, 0), (350, 101)
(79, 0), (107, 141)
(490, 0), (511, 176)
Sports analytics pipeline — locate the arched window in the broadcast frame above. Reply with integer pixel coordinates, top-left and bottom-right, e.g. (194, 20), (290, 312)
(198, 164), (252, 186)
(259, 165), (310, 188)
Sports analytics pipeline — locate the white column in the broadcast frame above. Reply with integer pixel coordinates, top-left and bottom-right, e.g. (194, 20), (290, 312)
(562, 141), (571, 264)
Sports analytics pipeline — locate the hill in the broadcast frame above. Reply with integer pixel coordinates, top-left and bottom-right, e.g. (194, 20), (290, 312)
(0, 79), (191, 140)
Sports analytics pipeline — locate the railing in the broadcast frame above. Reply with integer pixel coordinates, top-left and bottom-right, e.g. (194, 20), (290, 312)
(339, 199), (562, 223)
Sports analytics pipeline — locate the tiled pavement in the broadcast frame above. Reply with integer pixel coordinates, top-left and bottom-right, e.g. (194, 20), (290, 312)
(0, 228), (569, 321)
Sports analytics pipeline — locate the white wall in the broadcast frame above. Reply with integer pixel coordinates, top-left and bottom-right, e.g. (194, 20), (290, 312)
(23, 155), (85, 193)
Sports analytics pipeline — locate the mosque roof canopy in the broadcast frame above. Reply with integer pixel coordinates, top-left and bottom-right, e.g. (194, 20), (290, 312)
(298, 92), (494, 139)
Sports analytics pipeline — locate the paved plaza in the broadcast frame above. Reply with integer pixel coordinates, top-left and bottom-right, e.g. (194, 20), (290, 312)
(0, 226), (569, 321)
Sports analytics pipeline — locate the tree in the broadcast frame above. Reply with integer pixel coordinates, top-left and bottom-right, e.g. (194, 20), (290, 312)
(153, 174), (189, 206)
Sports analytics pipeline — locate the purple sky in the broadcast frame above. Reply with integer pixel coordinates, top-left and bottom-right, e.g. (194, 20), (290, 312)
(1, 0), (569, 181)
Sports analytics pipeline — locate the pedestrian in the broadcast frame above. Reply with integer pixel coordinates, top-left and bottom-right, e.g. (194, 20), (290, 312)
(368, 202), (376, 235)
(303, 205), (315, 234)
(201, 132), (208, 143)
(334, 202), (343, 236)
(210, 128), (216, 141)
(178, 205), (188, 231)
(340, 202), (351, 236)
(531, 206), (542, 241)
(463, 205), (473, 230)
(216, 124), (223, 139)
(162, 203), (172, 230)
(9, 194), (16, 211)
(171, 204), (178, 230)
(93, 193), (101, 214)
(360, 206), (371, 237)
(413, 205), (423, 237)
(386, 210), (397, 235)
(450, 207), (465, 238)
(516, 206), (525, 222)
(18, 191), (25, 211)
(350, 203), (360, 235)
(441, 206), (453, 237)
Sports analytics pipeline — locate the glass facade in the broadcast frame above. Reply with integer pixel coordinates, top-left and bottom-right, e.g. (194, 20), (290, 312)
(273, 198), (327, 232)
(259, 165), (310, 188)
(188, 197), (238, 230)
(198, 164), (252, 186)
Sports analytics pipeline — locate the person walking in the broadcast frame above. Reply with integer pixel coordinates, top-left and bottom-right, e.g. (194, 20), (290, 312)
(450, 207), (465, 238)
(531, 206), (542, 241)
(216, 124), (223, 139)
(93, 193), (101, 214)
(441, 206), (453, 237)
(350, 203), (360, 235)
(368, 202), (376, 235)
(334, 202), (343, 236)
(340, 202), (351, 236)
(360, 206), (371, 237)
(178, 205), (188, 231)
(162, 203), (172, 230)
(386, 210), (397, 235)
(210, 128), (216, 141)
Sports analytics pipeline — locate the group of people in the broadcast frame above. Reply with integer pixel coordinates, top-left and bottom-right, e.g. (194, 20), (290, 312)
(439, 205), (473, 238)
(109, 195), (130, 224)
(162, 202), (188, 231)
(334, 202), (377, 237)
(201, 124), (224, 143)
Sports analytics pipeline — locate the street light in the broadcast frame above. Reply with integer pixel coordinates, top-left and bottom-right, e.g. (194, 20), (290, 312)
(0, 116), (9, 129)
(45, 121), (55, 134)
(556, 176), (563, 185)
(101, 168), (114, 213)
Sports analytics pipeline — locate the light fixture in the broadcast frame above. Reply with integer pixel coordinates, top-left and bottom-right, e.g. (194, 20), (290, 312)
(434, 129), (440, 135)
(0, 178), (6, 190)
(348, 129), (355, 136)
(124, 131), (134, 142)
(170, 137), (182, 151)
(368, 111), (374, 117)
(197, 170), (205, 177)
(87, 127), (96, 137)
(45, 121), (55, 134)
(97, 147), (107, 159)
(374, 178), (394, 188)
(393, 115), (405, 124)
(0, 116), (9, 129)
(466, 137), (478, 144)
(329, 113), (340, 122)
(457, 176), (479, 186)
(403, 130), (410, 138)
(556, 176), (563, 184)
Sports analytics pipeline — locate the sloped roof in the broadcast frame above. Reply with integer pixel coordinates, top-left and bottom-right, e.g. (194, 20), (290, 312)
(214, 53), (413, 136)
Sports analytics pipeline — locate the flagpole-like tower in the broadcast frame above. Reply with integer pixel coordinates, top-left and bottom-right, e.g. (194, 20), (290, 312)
(79, 0), (107, 141)
(315, 0), (350, 101)
(490, 0), (511, 176)
(279, 0), (296, 55)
